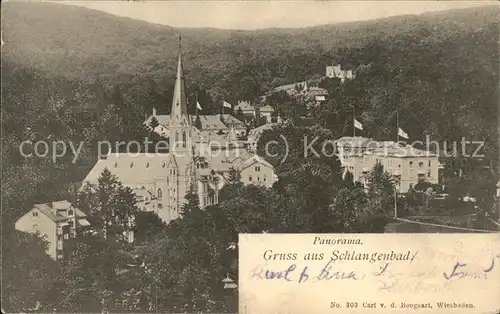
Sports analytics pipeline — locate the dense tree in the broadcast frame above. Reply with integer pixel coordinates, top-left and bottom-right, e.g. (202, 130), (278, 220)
(77, 169), (139, 242)
(1, 231), (62, 313)
(181, 183), (201, 216)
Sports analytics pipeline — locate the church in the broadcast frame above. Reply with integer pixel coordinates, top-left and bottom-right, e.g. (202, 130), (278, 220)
(82, 41), (277, 223)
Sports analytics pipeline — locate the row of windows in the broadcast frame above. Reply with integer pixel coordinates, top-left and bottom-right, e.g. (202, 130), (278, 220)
(376, 160), (432, 168)
(248, 176), (267, 182)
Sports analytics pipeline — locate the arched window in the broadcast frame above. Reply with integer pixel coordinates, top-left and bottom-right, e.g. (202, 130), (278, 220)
(157, 189), (163, 199)
(175, 132), (179, 145)
(182, 131), (187, 148)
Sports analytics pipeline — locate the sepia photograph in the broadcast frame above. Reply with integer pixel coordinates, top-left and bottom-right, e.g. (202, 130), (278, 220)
(1, 0), (499, 313)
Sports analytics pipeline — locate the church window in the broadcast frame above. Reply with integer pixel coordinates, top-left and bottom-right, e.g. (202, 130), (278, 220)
(157, 189), (163, 198)
(182, 131), (187, 148)
(255, 166), (260, 172)
(175, 132), (179, 144)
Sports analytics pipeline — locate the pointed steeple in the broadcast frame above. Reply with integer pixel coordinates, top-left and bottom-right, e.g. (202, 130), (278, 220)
(171, 35), (189, 125)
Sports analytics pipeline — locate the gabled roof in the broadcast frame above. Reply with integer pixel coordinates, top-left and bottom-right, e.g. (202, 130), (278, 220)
(258, 105), (274, 113)
(248, 123), (277, 136)
(273, 81), (306, 92)
(238, 155), (274, 171)
(220, 114), (245, 126)
(234, 101), (255, 112)
(30, 201), (87, 222)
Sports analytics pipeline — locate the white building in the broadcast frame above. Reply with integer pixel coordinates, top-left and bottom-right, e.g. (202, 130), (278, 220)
(326, 64), (356, 83)
(336, 137), (439, 193)
(15, 201), (90, 260)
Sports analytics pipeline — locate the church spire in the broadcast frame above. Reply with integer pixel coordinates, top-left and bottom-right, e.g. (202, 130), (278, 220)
(171, 35), (189, 124)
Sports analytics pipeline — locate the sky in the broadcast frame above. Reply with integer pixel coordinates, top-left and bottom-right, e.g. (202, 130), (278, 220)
(42, 1), (495, 30)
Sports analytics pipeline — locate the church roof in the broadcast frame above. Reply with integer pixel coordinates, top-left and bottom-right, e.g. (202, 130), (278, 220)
(145, 115), (230, 131)
(82, 153), (176, 187)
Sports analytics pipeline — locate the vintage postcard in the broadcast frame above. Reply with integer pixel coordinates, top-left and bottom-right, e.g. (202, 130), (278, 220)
(1, 1), (499, 313)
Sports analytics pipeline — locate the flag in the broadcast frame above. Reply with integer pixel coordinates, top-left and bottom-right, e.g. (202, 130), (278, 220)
(223, 101), (232, 108)
(398, 128), (409, 139)
(354, 119), (363, 130)
(196, 101), (202, 110)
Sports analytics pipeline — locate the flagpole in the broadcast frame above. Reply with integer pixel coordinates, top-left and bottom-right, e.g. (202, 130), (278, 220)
(352, 106), (355, 138)
(195, 91), (198, 115)
(396, 108), (399, 144)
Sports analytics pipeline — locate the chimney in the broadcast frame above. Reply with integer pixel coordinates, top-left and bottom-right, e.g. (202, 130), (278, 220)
(153, 108), (157, 116)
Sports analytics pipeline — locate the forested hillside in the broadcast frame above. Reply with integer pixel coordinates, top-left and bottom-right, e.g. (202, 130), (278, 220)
(1, 2), (499, 224)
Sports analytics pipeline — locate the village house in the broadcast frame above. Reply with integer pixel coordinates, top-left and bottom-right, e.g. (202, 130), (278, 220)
(219, 114), (247, 136)
(15, 200), (90, 260)
(257, 105), (275, 123)
(235, 154), (277, 188)
(335, 137), (439, 193)
(234, 101), (256, 117)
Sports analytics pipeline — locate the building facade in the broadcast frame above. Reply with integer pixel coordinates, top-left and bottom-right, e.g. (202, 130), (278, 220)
(234, 101), (256, 116)
(336, 137), (439, 193)
(15, 201), (90, 260)
(326, 64), (356, 83)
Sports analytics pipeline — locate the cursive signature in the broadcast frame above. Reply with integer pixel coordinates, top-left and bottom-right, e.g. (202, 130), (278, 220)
(251, 264), (296, 281)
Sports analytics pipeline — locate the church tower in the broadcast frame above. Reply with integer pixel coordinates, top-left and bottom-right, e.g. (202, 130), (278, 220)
(164, 35), (196, 219)
(169, 36), (192, 155)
